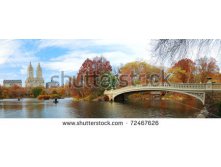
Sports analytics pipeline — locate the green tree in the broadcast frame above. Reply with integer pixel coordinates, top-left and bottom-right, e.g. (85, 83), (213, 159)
(100, 72), (119, 90)
(32, 87), (43, 98)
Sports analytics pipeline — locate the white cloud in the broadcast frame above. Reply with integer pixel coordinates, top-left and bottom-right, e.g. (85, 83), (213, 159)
(0, 40), (20, 64)
(38, 39), (151, 56)
(38, 39), (95, 49)
(38, 39), (153, 72)
(42, 50), (151, 73)
(0, 40), (37, 67)
(42, 51), (99, 72)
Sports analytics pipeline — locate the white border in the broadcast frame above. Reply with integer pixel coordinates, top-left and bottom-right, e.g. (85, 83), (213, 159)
(0, 0), (221, 167)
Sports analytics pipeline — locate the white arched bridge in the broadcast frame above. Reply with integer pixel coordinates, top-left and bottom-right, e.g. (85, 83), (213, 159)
(104, 83), (221, 105)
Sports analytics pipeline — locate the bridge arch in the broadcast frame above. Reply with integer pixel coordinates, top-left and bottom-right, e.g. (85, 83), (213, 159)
(104, 83), (221, 107)
(109, 89), (205, 105)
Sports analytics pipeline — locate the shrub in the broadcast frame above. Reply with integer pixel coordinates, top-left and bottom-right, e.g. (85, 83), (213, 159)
(38, 95), (50, 100)
(103, 95), (109, 101)
(50, 94), (61, 99)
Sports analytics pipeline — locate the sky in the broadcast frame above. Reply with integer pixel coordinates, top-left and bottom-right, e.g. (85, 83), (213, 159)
(0, 39), (153, 86)
(1, 39), (221, 86)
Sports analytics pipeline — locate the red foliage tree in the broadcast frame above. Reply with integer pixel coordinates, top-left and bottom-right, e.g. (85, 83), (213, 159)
(73, 56), (112, 99)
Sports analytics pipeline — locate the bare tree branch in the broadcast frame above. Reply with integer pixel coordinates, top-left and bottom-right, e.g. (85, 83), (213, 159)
(151, 39), (221, 65)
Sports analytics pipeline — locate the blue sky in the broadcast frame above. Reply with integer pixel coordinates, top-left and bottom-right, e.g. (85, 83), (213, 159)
(0, 39), (152, 86)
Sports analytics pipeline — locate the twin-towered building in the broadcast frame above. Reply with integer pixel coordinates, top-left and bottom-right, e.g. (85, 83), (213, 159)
(25, 62), (44, 87)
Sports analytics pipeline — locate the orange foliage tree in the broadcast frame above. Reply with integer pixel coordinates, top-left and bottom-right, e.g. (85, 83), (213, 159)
(119, 61), (161, 86)
(0, 85), (3, 98)
(168, 58), (196, 83)
(195, 57), (220, 83)
(0, 85), (27, 98)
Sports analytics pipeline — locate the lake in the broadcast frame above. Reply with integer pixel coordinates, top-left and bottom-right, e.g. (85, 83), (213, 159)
(0, 98), (203, 118)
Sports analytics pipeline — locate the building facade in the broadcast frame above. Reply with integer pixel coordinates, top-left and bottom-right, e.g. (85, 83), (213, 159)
(46, 81), (59, 88)
(3, 80), (22, 87)
(25, 62), (44, 87)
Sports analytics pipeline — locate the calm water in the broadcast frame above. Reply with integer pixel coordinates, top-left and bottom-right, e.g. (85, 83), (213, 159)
(0, 98), (203, 118)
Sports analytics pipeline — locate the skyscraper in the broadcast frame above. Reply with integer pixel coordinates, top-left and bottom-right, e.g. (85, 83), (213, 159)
(25, 62), (44, 87)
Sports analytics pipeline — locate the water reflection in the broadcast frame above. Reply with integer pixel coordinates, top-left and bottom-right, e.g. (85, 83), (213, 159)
(0, 98), (203, 118)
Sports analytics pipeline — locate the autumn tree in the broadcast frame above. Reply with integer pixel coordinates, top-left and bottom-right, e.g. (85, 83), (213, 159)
(195, 57), (220, 83)
(0, 85), (27, 99)
(168, 58), (196, 83)
(0, 86), (2, 98)
(119, 61), (161, 86)
(72, 56), (112, 99)
(213, 73), (221, 83)
(8, 85), (26, 98)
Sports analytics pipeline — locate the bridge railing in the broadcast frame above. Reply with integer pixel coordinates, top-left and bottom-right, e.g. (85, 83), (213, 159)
(210, 83), (221, 89)
(169, 83), (221, 90)
(121, 83), (208, 89)
(169, 83), (207, 89)
(105, 83), (221, 93)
